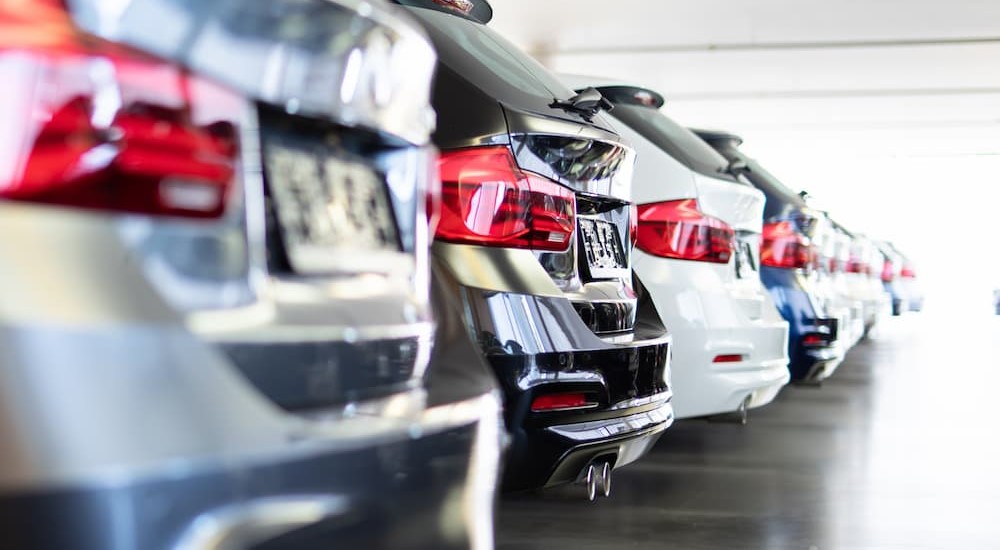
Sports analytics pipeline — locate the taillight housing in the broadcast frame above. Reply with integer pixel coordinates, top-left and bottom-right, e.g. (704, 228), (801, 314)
(435, 146), (575, 252)
(761, 221), (814, 270)
(635, 199), (734, 263)
(0, 33), (244, 219)
(901, 264), (917, 278)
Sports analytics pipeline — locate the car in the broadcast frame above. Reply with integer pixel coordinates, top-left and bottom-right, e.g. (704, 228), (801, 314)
(391, 0), (674, 498)
(821, 219), (867, 347)
(560, 79), (790, 423)
(875, 241), (908, 315)
(0, 1), (502, 548)
(696, 130), (846, 383)
(841, 230), (893, 337)
(882, 242), (925, 314)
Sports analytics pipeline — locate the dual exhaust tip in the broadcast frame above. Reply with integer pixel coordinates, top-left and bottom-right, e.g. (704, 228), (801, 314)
(582, 460), (613, 501)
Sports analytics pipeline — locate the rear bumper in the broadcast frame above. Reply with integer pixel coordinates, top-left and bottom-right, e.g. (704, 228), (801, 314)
(0, 394), (500, 550)
(0, 321), (502, 550)
(492, 346), (673, 491)
(635, 256), (790, 419)
(794, 344), (844, 382)
(432, 244), (673, 492)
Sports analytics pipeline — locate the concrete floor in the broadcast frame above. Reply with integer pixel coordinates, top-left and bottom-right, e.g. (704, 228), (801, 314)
(496, 312), (1000, 549)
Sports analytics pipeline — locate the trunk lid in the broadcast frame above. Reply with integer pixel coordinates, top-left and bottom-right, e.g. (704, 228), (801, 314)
(55, 0), (439, 412)
(505, 107), (639, 335)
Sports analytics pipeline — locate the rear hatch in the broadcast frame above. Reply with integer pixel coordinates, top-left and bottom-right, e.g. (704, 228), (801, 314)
(402, 3), (640, 336)
(588, 87), (769, 319)
(692, 172), (768, 319)
(51, 0), (440, 412)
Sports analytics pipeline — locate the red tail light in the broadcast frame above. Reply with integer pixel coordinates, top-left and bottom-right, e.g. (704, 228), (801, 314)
(881, 260), (895, 282)
(846, 257), (870, 275)
(0, 19), (243, 219)
(635, 199), (734, 263)
(761, 221), (814, 269)
(435, 146), (575, 251)
(901, 264), (916, 278)
(530, 392), (596, 412)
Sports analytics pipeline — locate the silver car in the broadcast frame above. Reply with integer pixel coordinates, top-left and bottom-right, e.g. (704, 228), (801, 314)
(0, 0), (500, 548)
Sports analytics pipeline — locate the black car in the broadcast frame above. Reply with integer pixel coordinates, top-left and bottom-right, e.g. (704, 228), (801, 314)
(393, 0), (674, 498)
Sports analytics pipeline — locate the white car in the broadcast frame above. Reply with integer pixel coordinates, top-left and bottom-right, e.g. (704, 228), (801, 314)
(562, 77), (790, 421)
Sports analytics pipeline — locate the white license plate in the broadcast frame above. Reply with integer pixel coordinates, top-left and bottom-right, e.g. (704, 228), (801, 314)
(264, 139), (398, 273)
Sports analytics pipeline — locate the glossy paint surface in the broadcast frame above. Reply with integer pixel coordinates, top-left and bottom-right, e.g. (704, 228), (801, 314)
(497, 313), (1000, 549)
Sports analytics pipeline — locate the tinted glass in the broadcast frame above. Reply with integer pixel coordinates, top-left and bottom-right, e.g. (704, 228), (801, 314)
(608, 103), (734, 180)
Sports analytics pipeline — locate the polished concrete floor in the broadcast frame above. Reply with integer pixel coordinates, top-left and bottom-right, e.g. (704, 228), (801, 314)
(496, 311), (1000, 549)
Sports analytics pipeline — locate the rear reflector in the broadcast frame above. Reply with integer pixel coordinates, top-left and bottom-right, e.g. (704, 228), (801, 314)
(435, 146), (575, 251)
(901, 264), (916, 278)
(0, 37), (244, 218)
(712, 354), (745, 364)
(530, 392), (595, 412)
(801, 333), (830, 347)
(761, 221), (814, 270)
(635, 199), (734, 263)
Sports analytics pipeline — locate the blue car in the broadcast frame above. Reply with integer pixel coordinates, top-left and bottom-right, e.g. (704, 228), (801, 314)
(696, 130), (845, 382)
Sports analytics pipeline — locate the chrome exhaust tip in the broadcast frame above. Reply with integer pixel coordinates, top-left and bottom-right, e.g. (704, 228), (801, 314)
(599, 461), (612, 498)
(584, 464), (598, 501)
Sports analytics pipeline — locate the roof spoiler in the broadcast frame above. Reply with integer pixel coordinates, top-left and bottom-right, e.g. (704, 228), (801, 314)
(393, 0), (493, 24)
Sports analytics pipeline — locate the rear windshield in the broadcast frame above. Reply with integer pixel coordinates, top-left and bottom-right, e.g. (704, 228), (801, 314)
(608, 103), (734, 180)
(404, 7), (578, 115)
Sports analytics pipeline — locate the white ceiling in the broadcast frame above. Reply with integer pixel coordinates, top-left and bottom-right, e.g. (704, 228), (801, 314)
(489, 0), (1000, 293)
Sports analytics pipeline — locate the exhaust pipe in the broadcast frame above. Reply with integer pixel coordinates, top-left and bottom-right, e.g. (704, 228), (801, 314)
(578, 460), (613, 501)
(599, 461), (612, 498)
(583, 463), (598, 501)
(708, 395), (750, 424)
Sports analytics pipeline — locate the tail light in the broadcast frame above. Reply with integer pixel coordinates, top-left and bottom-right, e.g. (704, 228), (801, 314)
(846, 257), (870, 275)
(761, 221), (814, 269)
(435, 146), (575, 252)
(901, 264), (917, 278)
(0, 15), (244, 219)
(881, 260), (895, 282)
(635, 199), (734, 263)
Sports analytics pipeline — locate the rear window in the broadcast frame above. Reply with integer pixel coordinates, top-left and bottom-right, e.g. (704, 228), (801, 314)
(608, 103), (734, 180)
(404, 7), (578, 116)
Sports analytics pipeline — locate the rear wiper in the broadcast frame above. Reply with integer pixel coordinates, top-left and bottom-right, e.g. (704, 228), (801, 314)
(550, 87), (613, 120)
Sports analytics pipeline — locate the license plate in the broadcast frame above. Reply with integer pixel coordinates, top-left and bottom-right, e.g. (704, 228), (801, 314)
(579, 218), (626, 275)
(263, 138), (399, 273)
(734, 240), (757, 279)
